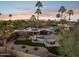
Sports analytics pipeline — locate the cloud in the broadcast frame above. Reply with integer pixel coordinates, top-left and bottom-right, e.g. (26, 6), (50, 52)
(0, 8), (79, 21)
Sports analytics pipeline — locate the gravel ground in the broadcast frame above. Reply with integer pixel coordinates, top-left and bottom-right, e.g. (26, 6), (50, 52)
(7, 41), (56, 57)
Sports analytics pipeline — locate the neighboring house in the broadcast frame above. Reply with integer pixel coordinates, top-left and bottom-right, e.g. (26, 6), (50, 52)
(57, 23), (73, 30)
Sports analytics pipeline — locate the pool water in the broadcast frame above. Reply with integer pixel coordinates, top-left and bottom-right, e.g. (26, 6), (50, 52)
(37, 35), (58, 41)
(37, 35), (47, 40)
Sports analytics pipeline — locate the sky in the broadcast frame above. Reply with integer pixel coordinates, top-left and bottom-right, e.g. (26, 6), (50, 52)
(0, 1), (79, 21)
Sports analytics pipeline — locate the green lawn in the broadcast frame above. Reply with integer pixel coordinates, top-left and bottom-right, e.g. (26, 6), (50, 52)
(14, 39), (59, 55)
(14, 39), (45, 47)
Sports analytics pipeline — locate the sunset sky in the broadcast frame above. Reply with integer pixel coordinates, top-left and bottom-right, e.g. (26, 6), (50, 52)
(0, 1), (79, 21)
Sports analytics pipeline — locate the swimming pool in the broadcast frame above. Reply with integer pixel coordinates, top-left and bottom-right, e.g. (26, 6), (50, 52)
(37, 35), (58, 41)
(37, 35), (46, 40)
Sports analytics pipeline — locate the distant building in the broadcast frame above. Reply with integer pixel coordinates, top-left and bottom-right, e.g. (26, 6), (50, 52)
(57, 23), (74, 31)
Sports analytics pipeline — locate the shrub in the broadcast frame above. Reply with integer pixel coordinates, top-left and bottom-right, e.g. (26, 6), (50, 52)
(33, 47), (38, 51)
(7, 32), (19, 42)
(21, 46), (26, 48)
(46, 47), (59, 55)
(25, 50), (29, 53)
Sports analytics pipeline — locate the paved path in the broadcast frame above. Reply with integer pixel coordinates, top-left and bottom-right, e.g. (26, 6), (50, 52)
(7, 40), (56, 57)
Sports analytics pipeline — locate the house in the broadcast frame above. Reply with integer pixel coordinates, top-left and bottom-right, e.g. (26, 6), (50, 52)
(57, 23), (73, 30)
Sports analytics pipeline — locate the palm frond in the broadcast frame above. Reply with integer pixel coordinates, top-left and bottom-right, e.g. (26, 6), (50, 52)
(35, 1), (42, 8)
(35, 9), (42, 14)
(67, 10), (74, 15)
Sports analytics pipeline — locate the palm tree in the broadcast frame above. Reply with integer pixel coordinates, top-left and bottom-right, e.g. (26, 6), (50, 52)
(30, 15), (36, 21)
(3, 30), (11, 53)
(35, 1), (42, 26)
(30, 15), (37, 27)
(67, 10), (74, 21)
(30, 15), (36, 40)
(0, 13), (1, 15)
(35, 9), (42, 14)
(58, 6), (66, 20)
(56, 13), (61, 20)
(36, 1), (42, 9)
(9, 14), (12, 20)
(0, 21), (13, 54)
(0, 13), (2, 20)
(35, 1), (42, 40)
(35, 8), (42, 22)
